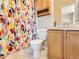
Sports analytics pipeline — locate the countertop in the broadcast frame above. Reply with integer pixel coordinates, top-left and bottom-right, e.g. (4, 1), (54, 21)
(48, 26), (79, 31)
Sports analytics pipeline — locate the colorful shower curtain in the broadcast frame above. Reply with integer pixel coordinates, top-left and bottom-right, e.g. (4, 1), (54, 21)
(0, 0), (37, 56)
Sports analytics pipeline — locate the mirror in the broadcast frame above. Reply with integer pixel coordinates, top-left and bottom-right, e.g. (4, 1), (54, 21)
(60, 0), (75, 27)
(54, 0), (77, 27)
(75, 0), (79, 23)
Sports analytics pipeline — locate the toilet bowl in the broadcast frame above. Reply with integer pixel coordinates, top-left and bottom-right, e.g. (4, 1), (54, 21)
(30, 39), (44, 58)
(30, 29), (47, 58)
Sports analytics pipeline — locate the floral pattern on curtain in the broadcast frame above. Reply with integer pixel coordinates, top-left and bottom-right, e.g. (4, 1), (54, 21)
(0, 0), (37, 56)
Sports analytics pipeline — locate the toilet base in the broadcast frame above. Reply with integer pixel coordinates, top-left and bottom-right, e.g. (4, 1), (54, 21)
(33, 50), (41, 58)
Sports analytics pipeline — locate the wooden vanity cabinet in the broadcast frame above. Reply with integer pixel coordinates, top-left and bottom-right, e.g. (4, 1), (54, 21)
(66, 31), (79, 59)
(48, 30), (64, 59)
(48, 30), (79, 59)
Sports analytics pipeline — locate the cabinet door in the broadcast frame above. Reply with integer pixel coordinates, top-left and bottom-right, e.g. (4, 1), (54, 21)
(43, 0), (49, 8)
(67, 31), (79, 59)
(48, 30), (64, 59)
(35, 0), (43, 11)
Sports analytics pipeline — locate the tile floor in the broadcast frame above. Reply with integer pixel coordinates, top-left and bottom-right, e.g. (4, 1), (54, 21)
(4, 47), (48, 59)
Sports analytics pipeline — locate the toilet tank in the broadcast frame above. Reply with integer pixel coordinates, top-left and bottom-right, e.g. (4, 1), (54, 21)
(37, 29), (48, 40)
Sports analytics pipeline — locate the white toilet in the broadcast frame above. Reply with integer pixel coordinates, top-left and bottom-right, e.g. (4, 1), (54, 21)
(30, 39), (43, 58)
(30, 29), (47, 58)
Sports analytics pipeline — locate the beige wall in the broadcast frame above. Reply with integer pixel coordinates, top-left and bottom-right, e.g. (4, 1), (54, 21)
(62, 0), (75, 6)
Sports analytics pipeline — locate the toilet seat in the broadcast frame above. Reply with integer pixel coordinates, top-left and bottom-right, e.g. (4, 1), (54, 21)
(30, 39), (43, 45)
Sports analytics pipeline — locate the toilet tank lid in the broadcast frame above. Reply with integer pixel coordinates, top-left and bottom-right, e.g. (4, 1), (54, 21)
(30, 39), (43, 45)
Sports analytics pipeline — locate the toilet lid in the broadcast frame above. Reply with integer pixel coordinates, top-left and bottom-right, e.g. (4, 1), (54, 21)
(30, 39), (43, 45)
